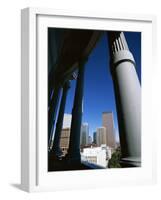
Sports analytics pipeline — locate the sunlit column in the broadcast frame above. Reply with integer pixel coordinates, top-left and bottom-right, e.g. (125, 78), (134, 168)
(108, 31), (141, 167)
(52, 81), (70, 157)
(67, 60), (86, 164)
(48, 86), (62, 148)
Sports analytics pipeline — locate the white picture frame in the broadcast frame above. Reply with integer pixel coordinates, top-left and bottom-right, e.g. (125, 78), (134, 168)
(21, 7), (156, 192)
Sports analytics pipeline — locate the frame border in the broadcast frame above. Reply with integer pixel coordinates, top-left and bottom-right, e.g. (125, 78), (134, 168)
(21, 7), (156, 192)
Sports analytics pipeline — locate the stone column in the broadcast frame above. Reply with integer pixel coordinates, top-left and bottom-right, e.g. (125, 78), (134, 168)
(48, 86), (61, 148)
(52, 81), (70, 158)
(107, 31), (141, 167)
(67, 60), (86, 164)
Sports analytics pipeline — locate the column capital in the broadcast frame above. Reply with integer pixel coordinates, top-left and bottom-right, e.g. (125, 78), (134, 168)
(107, 31), (136, 75)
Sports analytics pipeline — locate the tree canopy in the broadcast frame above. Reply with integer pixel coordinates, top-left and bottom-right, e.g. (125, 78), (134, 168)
(108, 147), (121, 168)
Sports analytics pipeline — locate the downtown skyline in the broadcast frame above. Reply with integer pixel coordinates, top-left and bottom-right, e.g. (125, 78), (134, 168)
(64, 31), (141, 143)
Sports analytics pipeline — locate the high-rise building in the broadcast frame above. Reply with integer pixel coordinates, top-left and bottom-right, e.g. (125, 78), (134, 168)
(58, 114), (72, 156)
(88, 136), (92, 145)
(62, 113), (72, 128)
(93, 132), (97, 144)
(96, 127), (107, 146)
(80, 123), (89, 146)
(102, 112), (116, 148)
(60, 128), (70, 156)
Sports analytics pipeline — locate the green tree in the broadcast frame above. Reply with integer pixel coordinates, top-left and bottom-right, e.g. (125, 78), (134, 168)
(108, 147), (121, 168)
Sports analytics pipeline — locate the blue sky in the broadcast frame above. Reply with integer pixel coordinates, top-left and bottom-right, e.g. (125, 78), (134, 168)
(64, 31), (141, 142)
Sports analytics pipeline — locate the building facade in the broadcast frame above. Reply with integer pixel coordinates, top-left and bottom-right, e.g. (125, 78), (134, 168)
(93, 131), (97, 144)
(81, 144), (112, 168)
(102, 112), (116, 148)
(88, 135), (92, 145)
(96, 127), (107, 146)
(59, 128), (70, 156)
(80, 123), (89, 146)
(62, 113), (72, 129)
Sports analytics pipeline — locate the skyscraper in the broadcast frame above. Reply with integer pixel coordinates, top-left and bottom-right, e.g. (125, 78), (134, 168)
(93, 131), (97, 144)
(102, 112), (116, 148)
(60, 128), (70, 156)
(80, 123), (89, 146)
(96, 127), (106, 146)
(62, 113), (72, 128)
(52, 113), (72, 156)
(88, 135), (92, 145)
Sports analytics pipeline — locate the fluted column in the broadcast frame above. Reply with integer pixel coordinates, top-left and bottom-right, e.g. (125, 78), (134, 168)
(48, 86), (62, 148)
(52, 81), (70, 157)
(107, 31), (141, 167)
(67, 60), (86, 163)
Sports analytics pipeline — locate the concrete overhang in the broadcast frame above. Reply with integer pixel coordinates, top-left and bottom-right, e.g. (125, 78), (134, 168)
(52, 29), (102, 85)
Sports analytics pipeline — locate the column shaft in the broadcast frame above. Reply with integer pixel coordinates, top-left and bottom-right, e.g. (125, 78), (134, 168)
(48, 86), (61, 148)
(52, 81), (70, 157)
(108, 31), (141, 167)
(67, 61), (86, 163)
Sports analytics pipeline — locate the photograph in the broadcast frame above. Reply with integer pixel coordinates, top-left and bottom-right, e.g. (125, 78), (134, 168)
(47, 28), (141, 172)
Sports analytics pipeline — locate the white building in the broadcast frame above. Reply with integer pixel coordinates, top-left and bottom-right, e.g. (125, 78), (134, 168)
(81, 144), (112, 168)
(63, 113), (72, 128)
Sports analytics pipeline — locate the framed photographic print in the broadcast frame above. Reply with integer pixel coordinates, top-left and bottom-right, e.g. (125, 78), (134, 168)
(21, 7), (156, 192)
